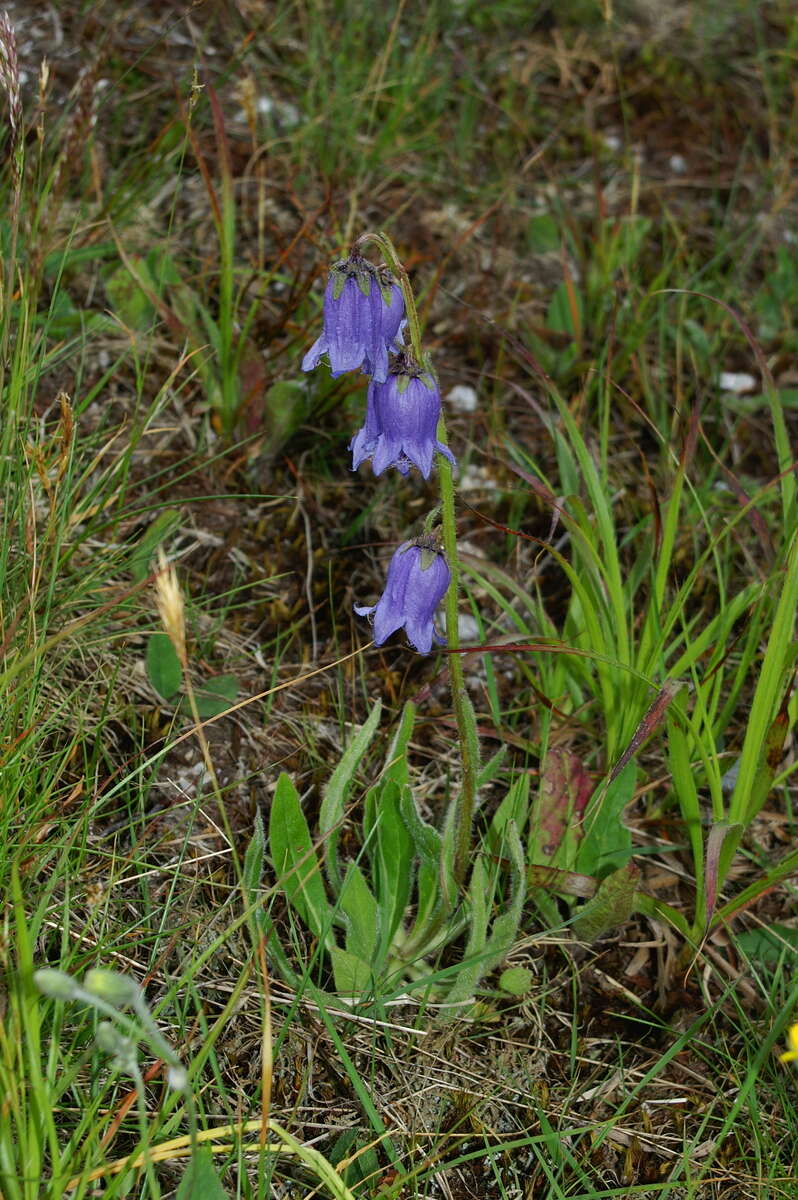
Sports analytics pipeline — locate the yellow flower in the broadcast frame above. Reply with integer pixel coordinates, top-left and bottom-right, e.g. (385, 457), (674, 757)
(779, 1023), (798, 1063)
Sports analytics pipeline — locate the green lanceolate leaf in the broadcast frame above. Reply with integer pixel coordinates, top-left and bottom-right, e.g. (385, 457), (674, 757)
(481, 820), (526, 963)
(339, 863), (380, 964)
(269, 772), (333, 946)
(243, 809), (265, 904)
(146, 631), (182, 702)
(363, 701), (415, 847)
(487, 772), (530, 856)
(320, 699), (382, 891)
(375, 780), (414, 957)
(731, 530), (798, 829)
(667, 698), (705, 918)
(176, 1147), (228, 1200)
(442, 822), (527, 1014)
(411, 862), (442, 948)
(330, 945), (373, 998)
(477, 746), (508, 789)
(546, 277), (584, 342)
(439, 855), (491, 1014)
(575, 761), (636, 878)
(398, 782), (445, 951)
(397, 782), (441, 868)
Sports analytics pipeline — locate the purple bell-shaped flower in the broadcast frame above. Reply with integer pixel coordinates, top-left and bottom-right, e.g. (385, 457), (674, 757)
(350, 367), (456, 479)
(355, 537), (450, 654)
(302, 256), (404, 384)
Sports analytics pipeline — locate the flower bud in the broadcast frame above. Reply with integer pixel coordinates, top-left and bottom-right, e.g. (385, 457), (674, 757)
(83, 969), (143, 1008)
(34, 968), (80, 1001)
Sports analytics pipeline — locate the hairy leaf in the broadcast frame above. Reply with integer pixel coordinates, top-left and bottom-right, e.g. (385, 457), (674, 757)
(269, 773), (332, 945)
(320, 700), (382, 891)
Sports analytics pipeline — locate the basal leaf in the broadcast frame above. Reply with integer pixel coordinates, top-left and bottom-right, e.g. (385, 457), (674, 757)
(146, 631), (182, 701)
(529, 747), (591, 866)
(439, 856), (490, 1012)
(736, 924), (798, 967)
(363, 701), (415, 847)
(194, 673), (239, 719)
(330, 945), (373, 998)
(261, 380), (312, 457)
(269, 772), (332, 945)
(575, 762), (636, 877)
(572, 862), (640, 942)
(103, 256), (159, 330)
(176, 1147), (227, 1200)
(243, 809), (265, 904)
(319, 699), (382, 891)
(339, 863), (380, 963)
(375, 781), (413, 954)
(487, 767), (529, 854)
(499, 966), (533, 996)
(397, 782), (441, 868)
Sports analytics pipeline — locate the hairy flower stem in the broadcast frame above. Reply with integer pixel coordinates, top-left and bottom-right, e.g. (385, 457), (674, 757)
(355, 231), (479, 889)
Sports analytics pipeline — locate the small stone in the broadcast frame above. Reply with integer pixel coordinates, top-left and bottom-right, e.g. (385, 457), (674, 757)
(719, 371), (756, 394)
(457, 614), (480, 643)
(446, 384), (478, 413)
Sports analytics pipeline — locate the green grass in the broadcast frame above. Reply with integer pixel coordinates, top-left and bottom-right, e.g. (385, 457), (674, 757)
(1, 0), (798, 1196)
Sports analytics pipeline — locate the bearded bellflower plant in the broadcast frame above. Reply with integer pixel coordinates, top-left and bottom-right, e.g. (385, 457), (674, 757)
(302, 229), (479, 890)
(301, 254), (405, 383)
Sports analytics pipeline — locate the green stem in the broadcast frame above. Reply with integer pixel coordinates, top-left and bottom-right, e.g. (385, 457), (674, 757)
(353, 231), (480, 888)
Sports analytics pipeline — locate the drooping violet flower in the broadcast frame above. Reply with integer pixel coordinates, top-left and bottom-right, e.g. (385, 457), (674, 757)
(355, 537), (450, 654)
(302, 256), (404, 383)
(350, 364), (456, 479)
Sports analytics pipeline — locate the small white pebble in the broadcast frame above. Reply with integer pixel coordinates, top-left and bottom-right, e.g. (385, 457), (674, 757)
(719, 371), (756, 394)
(257, 95), (299, 127)
(458, 465), (491, 492)
(446, 384), (478, 413)
(457, 614), (480, 643)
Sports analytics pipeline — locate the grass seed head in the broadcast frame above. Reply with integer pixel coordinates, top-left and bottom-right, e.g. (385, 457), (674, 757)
(155, 548), (187, 667)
